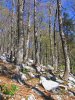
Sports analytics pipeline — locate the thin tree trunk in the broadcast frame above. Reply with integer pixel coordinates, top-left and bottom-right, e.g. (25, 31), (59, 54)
(49, 7), (54, 66)
(10, 0), (15, 62)
(25, 13), (30, 62)
(23, 0), (26, 62)
(45, 43), (48, 65)
(34, 0), (38, 64)
(39, 34), (42, 64)
(54, 9), (58, 71)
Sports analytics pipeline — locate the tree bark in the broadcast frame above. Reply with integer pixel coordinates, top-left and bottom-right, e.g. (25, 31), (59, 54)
(34, 0), (38, 64)
(48, 6), (54, 66)
(54, 9), (58, 71)
(16, 0), (24, 64)
(57, 0), (70, 80)
(25, 12), (30, 62)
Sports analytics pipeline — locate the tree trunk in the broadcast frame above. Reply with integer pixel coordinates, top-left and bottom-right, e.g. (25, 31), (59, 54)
(54, 9), (58, 71)
(57, 0), (70, 80)
(25, 13), (30, 62)
(10, 0), (15, 62)
(16, 0), (24, 64)
(48, 6), (54, 66)
(34, 0), (38, 64)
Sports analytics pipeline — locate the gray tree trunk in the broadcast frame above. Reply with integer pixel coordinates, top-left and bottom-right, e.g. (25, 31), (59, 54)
(57, 0), (70, 80)
(48, 6), (54, 66)
(10, 0), (15, 62)
(16, 0), (24, 64)
(54, 9), (58, 71)
(34, 0), (38, 64)
(25, 13), (30, 62)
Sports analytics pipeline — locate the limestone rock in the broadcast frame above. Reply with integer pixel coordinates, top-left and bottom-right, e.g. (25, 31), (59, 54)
(40, 76), (59, 91)
(28, 94), (36, 100)
(47, 65), (54, 71)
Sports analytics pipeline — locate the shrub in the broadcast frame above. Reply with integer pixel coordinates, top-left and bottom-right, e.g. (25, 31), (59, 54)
(22, 68), (30, 74)
(0, 84), (19, 96)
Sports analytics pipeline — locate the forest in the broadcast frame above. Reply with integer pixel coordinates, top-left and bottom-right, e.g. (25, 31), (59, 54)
(0, 0), (75, 100)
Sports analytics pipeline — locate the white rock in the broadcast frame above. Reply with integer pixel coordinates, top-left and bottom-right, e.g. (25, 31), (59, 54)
(41, 65), (46, 72)
(21, 98), (25, 100)
(69, 91), (74, 96)
(20, 72), (27, 80)
(28, 72), (35, 78)
(0, 54), (7, 61)
(69, 77), (75, 83)
(68, 82), (73, 88)
(57, 95), (62, 100)
(36, 65), (46, 72)
(21, 64), (27, 68)
(40, 76), (59, 91)
(26, 62), (31, 66)
(28, 94), (36, 100)
(47, 65), (54, 70)
(0, 53), (10, 63)
(26, 59), (34, 66)
(25, 66), (35, 72)
(36, 66), (41, 72)
(56, 78), (64, 83)
(28, 59), (34, 64)
(12, 56), (15, 62)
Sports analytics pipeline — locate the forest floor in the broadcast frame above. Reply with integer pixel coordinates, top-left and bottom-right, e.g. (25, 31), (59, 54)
(0, 59), (75, 100)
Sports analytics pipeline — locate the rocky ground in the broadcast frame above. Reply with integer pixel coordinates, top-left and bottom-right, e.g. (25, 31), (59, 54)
(0, 54), (75, 100)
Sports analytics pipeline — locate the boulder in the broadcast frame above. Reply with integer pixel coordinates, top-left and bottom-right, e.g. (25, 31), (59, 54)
(69, 76), (75, 83)
(47, 65), (54, 71)
(20, 72), (27, 81)
(36, 66), (41, 72)
(36, 65), (46, 73)
(28, 72), (35, 78)
(40, 76), (59, 91)
(0, 54), (7, 62)
(56, 78), (64, 83)
(28, 94), (36, 100)
(26, 59), (34, 66)
(68, 82), (73, 88)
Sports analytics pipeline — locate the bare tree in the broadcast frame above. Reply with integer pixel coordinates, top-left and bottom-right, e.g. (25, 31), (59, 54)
(16, 0), (24, 64)
(10, 0), (15, 62)
(48, 5), (54, 66)
(34, 0), (38, 64)
(25, 11), (31, 62)
(53, 9), (58, 71)
(57, 0), (70, 80)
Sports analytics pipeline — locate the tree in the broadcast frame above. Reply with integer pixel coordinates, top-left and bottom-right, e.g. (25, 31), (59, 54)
(25, 11), (31, 62)
(53, 9), (58, 71)
(10, 0), (15, 62)
(57, 0), (70, 80)
(34, 0), (38, 64)
(63, 12), (75, 73)
(16, 0), (25, 64)
(48, 4), (54, 66)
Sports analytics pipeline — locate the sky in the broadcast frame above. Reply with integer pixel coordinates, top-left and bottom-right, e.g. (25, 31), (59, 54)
(0, 0), (74, 19)
(62, 0), (74, 18)
(0, 0), (73, 9)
